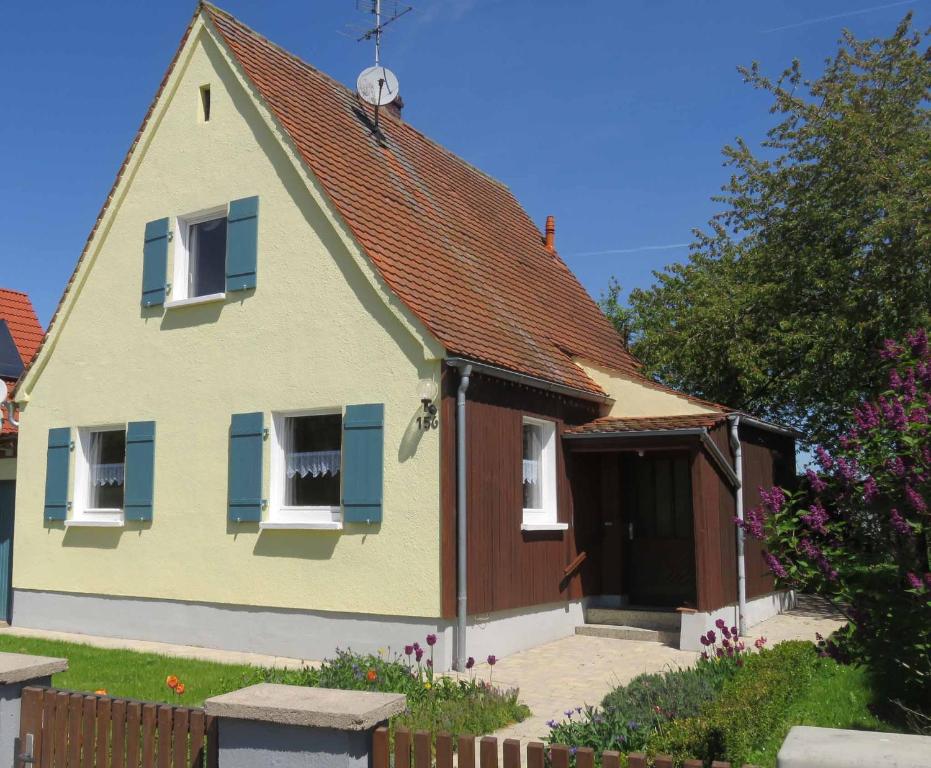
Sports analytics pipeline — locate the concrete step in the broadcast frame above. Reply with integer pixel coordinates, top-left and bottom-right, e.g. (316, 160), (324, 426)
(584, 608), (681, 632)
(575, 623), (679, 645)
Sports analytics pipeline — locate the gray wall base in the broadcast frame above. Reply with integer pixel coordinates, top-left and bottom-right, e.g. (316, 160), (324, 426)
(13, 589), (584, 671)
(217, 718), (376, 768)
(13, 589), (454, 668)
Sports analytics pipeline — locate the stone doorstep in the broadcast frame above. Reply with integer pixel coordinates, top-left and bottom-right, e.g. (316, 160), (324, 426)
(575, 624), (679, 645)
(205, 683), (407, 731)
(584, 608), (681, 632)
(0, 652), (68, 685)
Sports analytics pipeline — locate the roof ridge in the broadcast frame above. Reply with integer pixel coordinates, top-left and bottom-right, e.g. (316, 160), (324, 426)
(0, 287), (29, 297)
(200, 3), (512, 193)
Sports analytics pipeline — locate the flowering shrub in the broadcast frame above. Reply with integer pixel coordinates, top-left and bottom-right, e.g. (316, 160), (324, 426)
(252, 635), (529, 739)
(741, 331), (931, 713)
(696, 620), (758, 690)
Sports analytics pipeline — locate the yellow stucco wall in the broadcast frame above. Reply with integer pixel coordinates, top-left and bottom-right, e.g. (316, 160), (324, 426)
(576, 359), (717, 417)
(13, 25), (444, 618)
(0, 457), (15, 482)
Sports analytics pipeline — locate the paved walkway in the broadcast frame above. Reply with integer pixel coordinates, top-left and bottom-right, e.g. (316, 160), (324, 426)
(0, 625), (311, 670)
(478, 599), (845, 750)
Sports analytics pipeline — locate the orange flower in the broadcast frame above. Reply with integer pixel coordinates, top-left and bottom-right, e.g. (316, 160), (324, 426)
(95, 690), (108, 696)
(166, 675), (179, 689)
(175, 683), (186, 695)
(366, 669), (377, 682)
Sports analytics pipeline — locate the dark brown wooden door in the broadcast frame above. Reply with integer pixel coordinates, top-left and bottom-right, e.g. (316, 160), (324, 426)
(623, 454), (696, 607)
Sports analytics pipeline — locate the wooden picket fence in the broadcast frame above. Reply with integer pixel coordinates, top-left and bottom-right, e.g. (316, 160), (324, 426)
(17, 686), (218, 768)
(375, 727), (754, 768)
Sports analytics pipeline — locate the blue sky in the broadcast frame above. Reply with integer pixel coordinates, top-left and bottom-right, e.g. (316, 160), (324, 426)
(2, 0), (928, 327)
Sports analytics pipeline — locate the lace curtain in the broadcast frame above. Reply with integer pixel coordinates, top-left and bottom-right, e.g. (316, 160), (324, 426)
(89, 433), (124, 487)
(522, 459), (539, 485)
(287, 450), (341, 479)
(92, 463), (125, 486)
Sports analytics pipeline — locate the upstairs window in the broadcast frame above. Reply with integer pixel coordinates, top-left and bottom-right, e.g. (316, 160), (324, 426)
(270, 411), (343, 526)
(199, 84), (211, 122)
(522, 416), (559, 528)
(173, 209), (228, 301)
(74, 427), (126, 520)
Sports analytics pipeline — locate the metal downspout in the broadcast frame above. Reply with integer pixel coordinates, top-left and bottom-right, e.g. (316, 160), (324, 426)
(455, 364), (472, 671)
(729, 414), (747, 635)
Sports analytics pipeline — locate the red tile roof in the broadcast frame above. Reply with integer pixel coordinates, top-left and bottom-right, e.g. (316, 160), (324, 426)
(565, 413), (729, 435)
(1, 288), (43, 435)
(203, 4), (641, 395)
(0, 289), (43, 372)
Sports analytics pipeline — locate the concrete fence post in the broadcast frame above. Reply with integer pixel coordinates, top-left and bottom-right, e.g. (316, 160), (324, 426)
(0, 652), (68, 768)
(205, 684), (407, 768)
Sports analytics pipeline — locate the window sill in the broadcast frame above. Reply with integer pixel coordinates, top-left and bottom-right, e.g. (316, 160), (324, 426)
(521, 522), (568, 532)
(164, 292), (226, 309)
(65, 519), (125, 528)
(259, 521), (343, 531)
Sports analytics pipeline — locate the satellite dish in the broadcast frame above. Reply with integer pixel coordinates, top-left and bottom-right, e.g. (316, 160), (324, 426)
(357, 65), (400, 107)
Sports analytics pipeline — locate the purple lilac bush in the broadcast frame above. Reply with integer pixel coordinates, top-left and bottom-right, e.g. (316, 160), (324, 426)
(740, 331), (931, 714)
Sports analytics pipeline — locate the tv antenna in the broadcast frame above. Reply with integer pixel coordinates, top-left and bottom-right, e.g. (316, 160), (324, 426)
(354, 0), (411, 129)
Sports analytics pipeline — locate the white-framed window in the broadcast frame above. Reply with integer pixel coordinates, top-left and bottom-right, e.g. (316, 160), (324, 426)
(72, 427), (126, 524)
(171, 206), (228, 302)
(269, 409), (343, 528)
(522, 416), (563, 529)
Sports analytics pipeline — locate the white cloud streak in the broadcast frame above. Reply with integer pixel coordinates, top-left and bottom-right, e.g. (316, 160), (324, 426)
(763, 0), (921, 34)
(569, 243), (690, 257)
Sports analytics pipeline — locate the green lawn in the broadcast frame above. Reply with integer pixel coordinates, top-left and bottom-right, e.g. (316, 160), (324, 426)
(744, 661), (899, 768)
(0, 635), (264, 706)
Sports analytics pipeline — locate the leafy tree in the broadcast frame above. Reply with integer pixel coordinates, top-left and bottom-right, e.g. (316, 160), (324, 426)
(743, 330), (931, 719)
(626, 16), (931, 445)
(598, 276), (634, 349)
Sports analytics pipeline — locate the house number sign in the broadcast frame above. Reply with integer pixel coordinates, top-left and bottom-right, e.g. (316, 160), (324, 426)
(417, 398), (439, 430)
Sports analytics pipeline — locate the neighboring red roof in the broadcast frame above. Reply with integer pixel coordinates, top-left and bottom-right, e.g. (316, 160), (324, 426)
(202, 4), (640, 395)
(565, 413), (729, 435)
(1, 288), (43, 436)
(0, 289), (43, 372)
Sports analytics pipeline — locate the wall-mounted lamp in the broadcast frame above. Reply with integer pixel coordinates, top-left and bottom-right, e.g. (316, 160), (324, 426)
(417, 378), (438, 416)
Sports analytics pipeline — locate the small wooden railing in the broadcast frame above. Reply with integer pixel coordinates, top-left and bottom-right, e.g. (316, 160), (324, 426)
(375, 727), (756, 768)
(19, 686), (218, 768)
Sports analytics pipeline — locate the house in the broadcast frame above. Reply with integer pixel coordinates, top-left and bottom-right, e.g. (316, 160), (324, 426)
(0, 288), (44, 623)
(8, 4), (795, 669)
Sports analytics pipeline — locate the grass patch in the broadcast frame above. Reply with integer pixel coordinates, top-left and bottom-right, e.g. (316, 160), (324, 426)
(744, 661), (899, 768)
(0, 634), (254, 706)
(0, 635), (530, 739)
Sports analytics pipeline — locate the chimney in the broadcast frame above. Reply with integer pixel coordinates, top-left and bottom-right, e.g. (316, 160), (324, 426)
(384, 94), (404, 120)
(543, 215), (555, 252)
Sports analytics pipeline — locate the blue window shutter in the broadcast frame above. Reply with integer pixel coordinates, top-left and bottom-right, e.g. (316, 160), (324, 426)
(229, 412), (263, 521)
(125, 421), (156, 522)
(142, 218), (169, 307)
(342, 404), (384, 523)
(44, 427), (71, 521)
(226, 196), (259, 292)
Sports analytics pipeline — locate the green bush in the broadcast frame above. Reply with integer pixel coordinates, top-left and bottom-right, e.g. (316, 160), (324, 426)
(545, 663), (730, 757)
(648, 641), (820, 766)
(601, 667), (721, 726)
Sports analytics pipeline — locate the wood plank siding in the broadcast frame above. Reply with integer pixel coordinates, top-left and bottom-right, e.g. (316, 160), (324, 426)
(693, 423), (795, 609)
(440, 363), (796, 617)
(441, 367), (599, 617)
